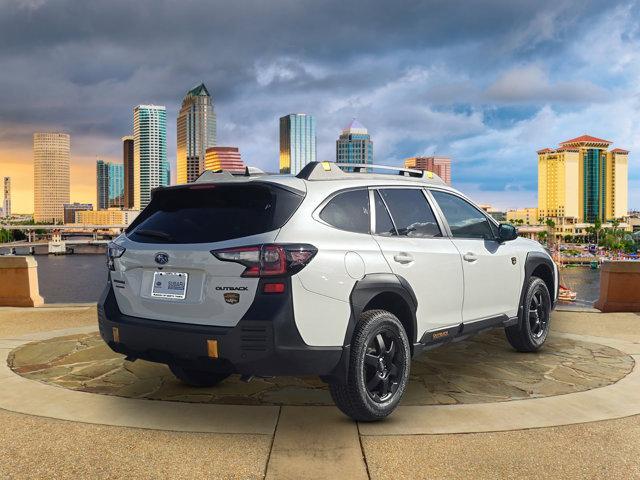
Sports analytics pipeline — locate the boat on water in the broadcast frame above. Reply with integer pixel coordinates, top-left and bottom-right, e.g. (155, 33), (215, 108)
(558, 284), (577, 302)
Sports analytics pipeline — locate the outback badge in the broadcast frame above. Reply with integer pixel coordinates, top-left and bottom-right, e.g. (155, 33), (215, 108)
(224, 292), (240, 305)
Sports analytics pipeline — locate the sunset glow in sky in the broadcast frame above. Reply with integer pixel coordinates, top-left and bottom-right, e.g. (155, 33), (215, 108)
(1, 0), (639, 213)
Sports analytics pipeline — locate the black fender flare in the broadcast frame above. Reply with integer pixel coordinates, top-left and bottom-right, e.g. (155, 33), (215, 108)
(519, 251), (557, 317)
(344, 273), (418, 346)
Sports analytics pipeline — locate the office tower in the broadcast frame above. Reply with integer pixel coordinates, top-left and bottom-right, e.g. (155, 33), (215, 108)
(133, 105), (168, 210)
(2, 177), (10, 218)
(538, 135), (628, 222)
(63, 202), (93, 224)
(122, 135), (134, 208)
(279, 113), (316, 175)
(204, 147), (245, 173)
(176, 83), (216, 184)
(336, 119), (373, 171)
(97, 160), (124, 209)
(404, 156), (452, 185)
(33, 132), (70, 223)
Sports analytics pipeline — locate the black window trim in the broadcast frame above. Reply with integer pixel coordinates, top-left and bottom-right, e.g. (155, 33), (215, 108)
(369, 185), (447, 240)
(313, 186), (372, 235)
(425, 188), (500, 241)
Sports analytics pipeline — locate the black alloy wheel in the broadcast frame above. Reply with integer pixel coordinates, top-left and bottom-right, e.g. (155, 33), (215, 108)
(364, 331), (400, 402)
(505, 276), (551, 352)
(528, 288), (548, 339)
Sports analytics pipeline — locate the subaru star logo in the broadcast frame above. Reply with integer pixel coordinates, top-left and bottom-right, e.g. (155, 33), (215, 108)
(154, 252), (169, 265)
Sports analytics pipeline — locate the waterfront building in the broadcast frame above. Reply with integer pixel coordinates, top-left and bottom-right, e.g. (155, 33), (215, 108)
(204, 147), (245, 173)
(279, 114), (316, 175)
(75, 208), (140, 226)
(122, 136), (134, 208)
(538, 135), (628, 223)
(33, 132), (70, 223)
(133, 105), (168, 210)
(3, 177), (10, 218)
(479, 204), (506, 222)
(63, 203), (93, 224)
(404, 156), (452, 185)
(336, 119), (373, 171)
(177, 83), (216, 184)
(506, 208), (539, 225)
(96, 161), (125, 209)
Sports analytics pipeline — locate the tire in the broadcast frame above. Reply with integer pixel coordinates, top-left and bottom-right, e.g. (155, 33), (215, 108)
(329, 309), (411, 422)
(169, 364), (230, 387)
(505, 276), (551, 352)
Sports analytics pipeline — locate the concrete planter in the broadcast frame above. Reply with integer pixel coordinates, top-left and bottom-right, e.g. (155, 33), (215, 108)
(594, 261), (640, 312)
(0, 256), (44, 307)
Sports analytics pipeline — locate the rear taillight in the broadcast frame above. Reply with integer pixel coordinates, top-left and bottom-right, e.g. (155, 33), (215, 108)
(212, 244), (317, 277)
(107, 242), (126, 271)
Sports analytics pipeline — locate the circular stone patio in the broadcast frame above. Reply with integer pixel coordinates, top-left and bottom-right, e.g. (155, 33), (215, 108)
(8, 330), (634, 407)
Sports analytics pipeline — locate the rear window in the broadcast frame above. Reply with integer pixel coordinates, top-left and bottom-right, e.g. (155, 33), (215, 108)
(127, 183), (304, 244)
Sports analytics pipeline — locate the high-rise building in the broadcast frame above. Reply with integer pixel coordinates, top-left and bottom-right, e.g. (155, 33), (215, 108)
(133, 105), (168, 210)
(279, 114), (316, 175)
(404, 156), (452, 185)
(96, 161), (124, 210)
(204, 147), (245, 173)
(122, 135), (134, 208)
(2, 177), (10, 218)
(177, 83), (216, 184)
(336, 119), (373, 171)
(63, 202), (93, 224)
(33, 132), (70, 223)
(538, 135), (628, 222)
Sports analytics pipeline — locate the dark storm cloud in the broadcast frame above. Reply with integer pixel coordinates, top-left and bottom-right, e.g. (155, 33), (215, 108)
(0, 0), (636, 204)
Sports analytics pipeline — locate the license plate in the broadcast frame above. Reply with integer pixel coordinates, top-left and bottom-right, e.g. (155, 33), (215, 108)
(151, 272), (188, 299)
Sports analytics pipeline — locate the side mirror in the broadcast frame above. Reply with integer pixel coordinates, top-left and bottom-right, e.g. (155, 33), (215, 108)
(498, 223), (518, 242)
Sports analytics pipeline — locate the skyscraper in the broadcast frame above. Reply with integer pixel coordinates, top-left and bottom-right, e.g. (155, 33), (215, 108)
(336, 119), (373, 171)
(2, 177), (10, 218)
(404, 156), (452, 185)
(279, 114), (316, 175)
(176, 83), (216, 184)
(133, 105), (168, 210)
(537, 135), (628, 222)
(33, 132), (70, 223)
(97, 160), (125, 209)
(204, 147), (245, 173)
(122, 135), (134, 208)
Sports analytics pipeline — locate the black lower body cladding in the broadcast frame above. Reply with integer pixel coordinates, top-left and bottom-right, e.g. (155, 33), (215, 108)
(97, 280), (343, 377)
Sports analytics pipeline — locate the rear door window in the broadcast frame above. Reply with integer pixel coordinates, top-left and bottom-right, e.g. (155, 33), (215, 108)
(319, 189), (370, 234)
(378, 189), (441, 238)
(127, 183), (304, 244)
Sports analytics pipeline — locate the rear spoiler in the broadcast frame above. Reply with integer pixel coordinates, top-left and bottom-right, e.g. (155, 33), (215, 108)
(195, 166), (266, 183)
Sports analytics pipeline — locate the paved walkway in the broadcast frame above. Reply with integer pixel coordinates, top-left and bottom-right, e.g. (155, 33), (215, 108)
(0, 306), (639, 479)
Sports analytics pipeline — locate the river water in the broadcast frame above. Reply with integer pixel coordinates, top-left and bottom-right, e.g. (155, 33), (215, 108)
(5, 252), (602, 307)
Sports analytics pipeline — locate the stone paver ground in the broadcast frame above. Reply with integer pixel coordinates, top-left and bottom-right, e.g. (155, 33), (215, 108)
(2, 307), (640, 479)
(8, 329), (633, 406)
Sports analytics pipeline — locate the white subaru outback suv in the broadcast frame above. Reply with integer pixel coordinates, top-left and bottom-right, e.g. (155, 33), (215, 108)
(99, 162), (557, 421)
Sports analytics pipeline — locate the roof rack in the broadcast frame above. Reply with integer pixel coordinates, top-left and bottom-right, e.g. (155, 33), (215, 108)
(195, 166), (266, 183)
(296, 161), (444, 183)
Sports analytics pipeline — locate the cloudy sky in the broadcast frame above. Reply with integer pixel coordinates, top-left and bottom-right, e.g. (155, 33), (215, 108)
(1, 0), (639, 212)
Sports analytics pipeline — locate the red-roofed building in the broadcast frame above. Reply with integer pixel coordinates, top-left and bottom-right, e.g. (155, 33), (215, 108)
(538, 135), (628, 223)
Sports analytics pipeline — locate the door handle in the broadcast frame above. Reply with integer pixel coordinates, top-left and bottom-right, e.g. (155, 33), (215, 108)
(463, 252), (478, 262)
(393, 253), (414, 264)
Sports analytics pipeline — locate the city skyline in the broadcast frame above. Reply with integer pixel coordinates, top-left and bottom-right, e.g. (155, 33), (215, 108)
(1, 1), (639, 212)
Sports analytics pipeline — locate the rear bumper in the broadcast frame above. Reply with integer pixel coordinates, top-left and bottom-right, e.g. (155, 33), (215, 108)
(97, 282), (345, 377)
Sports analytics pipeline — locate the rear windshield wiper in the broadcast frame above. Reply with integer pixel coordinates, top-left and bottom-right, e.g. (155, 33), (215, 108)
(133, 229), (173, 241)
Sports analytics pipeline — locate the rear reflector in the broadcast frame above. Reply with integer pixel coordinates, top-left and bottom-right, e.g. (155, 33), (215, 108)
(207, 339), (219, 358)
(263, 282), (286, 294)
